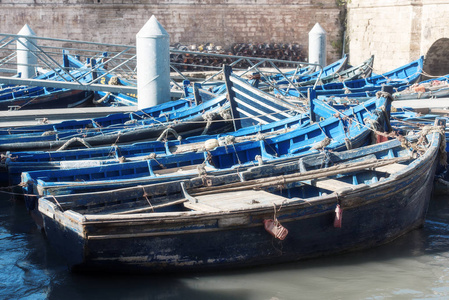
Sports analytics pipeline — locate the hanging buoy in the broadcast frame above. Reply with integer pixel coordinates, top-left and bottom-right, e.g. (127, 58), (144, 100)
(334, 204), (342, 228)
(376, 133), (389, 144)
(263, 219), (288, 240)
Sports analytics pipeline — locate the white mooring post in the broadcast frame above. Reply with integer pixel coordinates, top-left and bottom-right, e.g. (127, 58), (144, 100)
(136, 15), (170, 110)
(308, 23), (327, 71)
(17, 24), (37, 78)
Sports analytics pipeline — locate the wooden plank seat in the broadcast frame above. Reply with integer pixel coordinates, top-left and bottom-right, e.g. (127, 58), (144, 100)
(183, 190), (288, 212)
(374, 163), (407, 174)
(153, 164), (215, 176)
(311, 178), (354, 191)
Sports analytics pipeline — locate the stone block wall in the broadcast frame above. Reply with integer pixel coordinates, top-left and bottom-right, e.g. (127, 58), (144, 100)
(347, 0), (417, 73)
(0, 0), (345, 65)
(348, 0), (449, 75)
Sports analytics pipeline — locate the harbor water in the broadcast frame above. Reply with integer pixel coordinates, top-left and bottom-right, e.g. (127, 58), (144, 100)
(2, 192), (449, 300)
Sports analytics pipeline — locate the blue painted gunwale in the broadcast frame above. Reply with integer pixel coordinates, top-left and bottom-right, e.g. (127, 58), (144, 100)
(0, 56), (217, 136)
(6, 71), (331, 182)
(0, 63), (95, 110)
(6, 104), (320, 183)
(20, 94), (391, 197)
(0, 90), (231, 152)
(392, 74), (449, 101)
(283, 56), (424, 98)
(270, 54), (348, 84)
(0, 86), (215, 135)
(287, 55), (374, 88)
(224, 64), (308, 130)
(37, 130), (442, 273)
(67, 53), (139, 107)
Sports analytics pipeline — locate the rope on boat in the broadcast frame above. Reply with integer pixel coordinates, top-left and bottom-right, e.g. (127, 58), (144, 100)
(201, 111), (219, 135)
(344, 138), (352, 150)
(0, 107), (297, 134)
(41, 130), (57, 136)
(0, 184), (38, 198)
(420, 70), (449, 79)
(142, 187), (155, 213)
(156, 127), (182, 142)
(197, 164), (207, 176)
(111, 131), (123, 146)
(93, 92), (111, 105)
(316, 123), (330, 139)
(218, 135), (236, 146)
(57, 137), (92, 151)
(423, 123), (447, 166)
(124, 119), (138, 125)
(51, 195), (65, 212)
(190, 156), (413, 197)
(92, 76), (120, 105)
(311, 137), (331, 150)
(148, 153), (166, 169)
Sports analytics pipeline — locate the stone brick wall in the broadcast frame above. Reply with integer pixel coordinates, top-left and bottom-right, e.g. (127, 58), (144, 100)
(0, 0), (345, 64)
(348, 0), (449, 75)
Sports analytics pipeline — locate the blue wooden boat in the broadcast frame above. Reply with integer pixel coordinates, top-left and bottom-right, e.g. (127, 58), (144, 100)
(282, 56), (424, 98)
(93, 91), (137, 106)
(20, 93), (392, 197)
(5, 98), (336, 184)
(0, 86), (231, 151)
(36, 126), (444, 273)
(285, 55), (374, 88)
(67, 53), (140, 107)
(0, 60), (94, 110)
(5, 69), (337, 185)
(0, 73), (217, 137)
(392, 74), (449, 100)
(269, 54), (348, 84)
(1, 62), (315, 152)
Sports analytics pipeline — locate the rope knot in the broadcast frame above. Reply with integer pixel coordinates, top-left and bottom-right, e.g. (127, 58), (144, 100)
(311, 137), (331, 150)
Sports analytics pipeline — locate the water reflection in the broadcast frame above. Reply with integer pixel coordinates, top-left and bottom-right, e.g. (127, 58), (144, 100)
(1, 194), (449, 299)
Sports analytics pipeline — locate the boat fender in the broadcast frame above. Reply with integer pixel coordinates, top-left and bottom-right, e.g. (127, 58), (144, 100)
(263, 219), (288, 240)
(204, 139), (219, 150)
(334, 204), (342, 228)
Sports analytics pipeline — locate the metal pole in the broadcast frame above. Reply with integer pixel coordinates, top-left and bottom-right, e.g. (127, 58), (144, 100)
(308, 23), (327, 71)
(16, 24), (37, 78)
(136, 15), (170, 109)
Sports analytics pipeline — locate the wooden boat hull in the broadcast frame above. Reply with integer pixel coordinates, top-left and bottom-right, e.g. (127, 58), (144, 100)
(0, 92), (230, 151)
(38, 131), (442, 273)
(0, 89), (93, 110)
(20, 94), (391, 196)
(283, 56), (424, 98)
(393, 74), (449, 100)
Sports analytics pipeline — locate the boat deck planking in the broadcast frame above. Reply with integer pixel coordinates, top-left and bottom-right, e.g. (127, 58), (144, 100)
(186, 190), (288, 212)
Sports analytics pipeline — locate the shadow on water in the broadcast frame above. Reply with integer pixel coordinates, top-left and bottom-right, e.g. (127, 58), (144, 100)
(2, 193), (449, 299)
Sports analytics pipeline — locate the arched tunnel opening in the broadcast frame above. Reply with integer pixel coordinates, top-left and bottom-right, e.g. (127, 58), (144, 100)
(423, 38), (449, 80)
